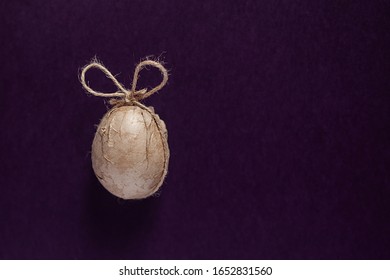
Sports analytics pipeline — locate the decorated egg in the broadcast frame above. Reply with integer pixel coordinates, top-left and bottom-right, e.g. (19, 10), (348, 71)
(92, 105), (169, 199)
(80, 58), (170, 199)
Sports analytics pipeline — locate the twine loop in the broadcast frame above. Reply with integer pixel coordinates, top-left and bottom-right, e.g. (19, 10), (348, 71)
(80, 59), (168, 106)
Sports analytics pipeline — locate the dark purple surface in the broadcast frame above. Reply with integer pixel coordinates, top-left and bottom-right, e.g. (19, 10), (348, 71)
(0, 0), (389, 259)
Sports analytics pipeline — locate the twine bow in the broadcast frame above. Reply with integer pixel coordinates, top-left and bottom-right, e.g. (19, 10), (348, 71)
(80, 59), (168, 106)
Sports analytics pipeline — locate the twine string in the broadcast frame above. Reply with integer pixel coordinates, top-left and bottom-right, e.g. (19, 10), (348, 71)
(80, 59), (168, 105)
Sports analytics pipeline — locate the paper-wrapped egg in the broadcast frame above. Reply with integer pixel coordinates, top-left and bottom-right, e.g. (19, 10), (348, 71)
(80, 58), (170, 199)
(91, 105), (169, 199)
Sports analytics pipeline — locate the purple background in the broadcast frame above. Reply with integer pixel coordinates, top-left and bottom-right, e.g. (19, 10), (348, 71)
(0, 0), (389, 259)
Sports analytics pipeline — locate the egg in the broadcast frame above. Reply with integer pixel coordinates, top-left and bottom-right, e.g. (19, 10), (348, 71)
(91, 105), (169, 199)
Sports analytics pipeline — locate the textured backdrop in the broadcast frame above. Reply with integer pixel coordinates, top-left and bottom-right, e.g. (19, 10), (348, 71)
(0, 0), (389, 259)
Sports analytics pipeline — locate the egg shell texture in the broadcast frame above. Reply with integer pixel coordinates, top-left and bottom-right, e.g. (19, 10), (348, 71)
(91, 105), (168, 199)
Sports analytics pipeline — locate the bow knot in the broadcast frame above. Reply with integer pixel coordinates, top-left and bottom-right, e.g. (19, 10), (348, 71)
(80, 59), (168, 106)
